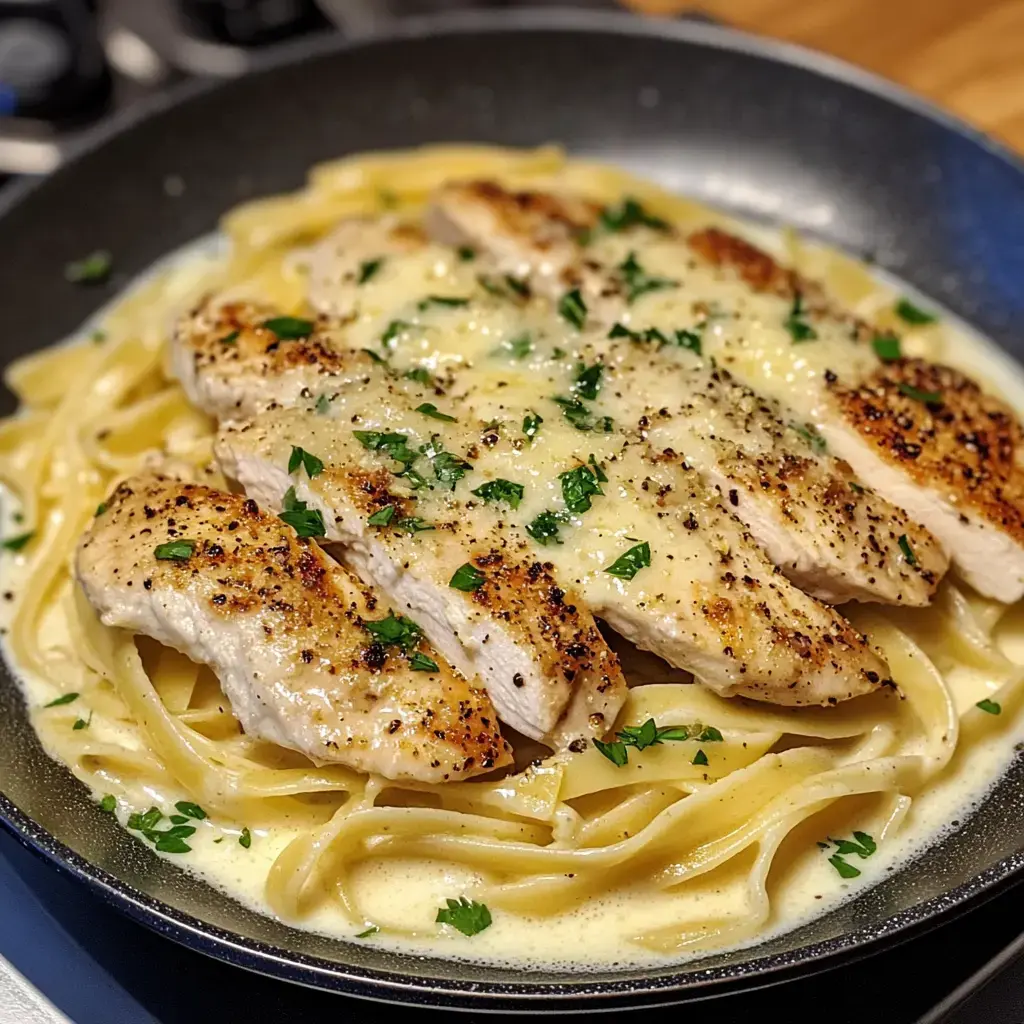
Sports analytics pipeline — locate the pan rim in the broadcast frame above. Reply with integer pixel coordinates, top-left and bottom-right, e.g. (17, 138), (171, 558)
(2, 6), (1023, 1009)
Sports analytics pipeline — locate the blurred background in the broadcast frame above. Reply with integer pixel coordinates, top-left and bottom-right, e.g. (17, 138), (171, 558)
(0, 0), (1020, 178)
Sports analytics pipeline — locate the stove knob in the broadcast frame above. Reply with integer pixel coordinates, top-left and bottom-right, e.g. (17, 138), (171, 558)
(175, 0), (329, 47)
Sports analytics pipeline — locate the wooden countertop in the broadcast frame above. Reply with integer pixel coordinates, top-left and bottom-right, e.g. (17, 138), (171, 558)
(621, 0), (1024, 155)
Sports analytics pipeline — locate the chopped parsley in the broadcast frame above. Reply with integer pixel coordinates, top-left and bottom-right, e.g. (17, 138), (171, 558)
(74, 721), (92, 739)
(898, 382), (942, 404)
(895, 298), (937, 325)
(526, 510), (565, 546)
(523, 411), (543, 443)
(591, 717), (723, 766)
(581, 197), (669, 244)
(288, 446), (324, 478)
(573, 362), (604, 400)
(2, 531), (34, 552)
(552, 396), (613, 433)
(239, 827), (252, 849)
(435, 897), (492, 936)
(830, 855), (861, 879)
(608, 322), (702, 354)
(457, 246), (476, 261)
(219, 330), (240, 346)
(822, 831), (877, 878)
(381, 319), (413, 348)
(618, 251), (677, 304)
(363, 612), (423, 651)
(604, 541), (651, 581)
(449, 563), (486, 592)
(362, 348), (388, 365)
(262, 316), (314, 340)
(505, 275), (530, 298)
(471, 479), (525, 509)
(416, 402), (457, 423)
(409, 652), (440, 672)
(65, 249), (112, 285)
(45, 692), (79, 708)
(558, 288), (587, 330)
(976, 698), (1001, 715)
(897, 534), (917, 566)
(872, 334), (902, 362)
(691, 749), (709, 766)
(394, 516), (434, 534)
(354, 430), (426, 488)
(560, 464), (604, 514)
(790, 422), (827, 454)
(404, 367), (433, 386)
(175, 801), (207, 820)
(418, 295), (470, 311)
(497, 332), (533, 359)
(315, 394), (332, 415)
(424, 445), (472, 490)
(279, 487), (326, 538)
(367, 505), (396, 527)
(588, 455), (608, 482)
(126, 807), (195, 854)
(784, 292), (817, 342)
(358, 258), (384, 284)
(356, 925), (380, 938)
(154, 539), (196, 561)
(99, 795), (116, 813)
(95, 503), (107, 516)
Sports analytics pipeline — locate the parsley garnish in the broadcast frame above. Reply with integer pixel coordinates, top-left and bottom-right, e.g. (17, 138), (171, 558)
(790, 422), (827, 454)
(898, 382), (942, 404)
(416, 403), (457, 422)
(72, 714), (90, 732)
(558, 288), (587, 329)
(604, 541), (651, 580)
(593, 739), (628, 766)
(354, 430), (426, 487)
(424, 445), (471, 490)
(2, 531), (34, 551)
(381, 319), (413, 348)
(830, 855), (861, 879)
(822, 831), (876, 878)
(358, 258), (384, 284)
(154, 539), (196, 561)
(591, 718), (723, 766)
(552, 396), (613, 433)
(363, 612), (423, 651)
(409, 652), (440, 672)
(588, 455), (608, 482)
(897, 534), (917, 565)
(239, 827), (252, 849)
(976, 698), (1002, 715)
(95, 503), (107, 516)
(450, 563), (486, 592)
(436, 897), (492, 936)
(505, 275), (530, 298)
(872, 334), (902, 362)
(262, 316), (314, 340)
(394, 516), (434, 534)
(573, 362), (604, 400)
(219, 330), (240, 346)
(418, 295), (469, 311)
(175, 801), (207, 820)
(691, 749), (709, 766)
(497, 332), (533, 359)
(288, 446), (324, 478)
(471, 479), (525, 509)
(784, 292), (817, 342)
(523, 411), (542, 443)
(608, 322), (702, 354)
(367, 505), (396, 527)
(895, 299), (937, 325)
(65, 250), (112, 285)
(526, 510), (565, 546)
(404, 367), (433, 386)
(618, 251), (677, 304)
(99, 795), (116, 813)
(126, 806), (195, 854)
(356, 925), (380, 938)
(560, 464), (604, 514)
(279, 487), (326, 538)
(315, 393), (332, 414)
(582, 197), (669, 243)
(457, 246), (476, 261)
(45, 692), (79, 708)
(362, 348), (387, 365)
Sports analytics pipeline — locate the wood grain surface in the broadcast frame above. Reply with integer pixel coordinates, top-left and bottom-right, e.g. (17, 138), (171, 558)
(620, 0), (1024, 155)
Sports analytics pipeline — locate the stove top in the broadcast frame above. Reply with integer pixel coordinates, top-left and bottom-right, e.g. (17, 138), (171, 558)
(0, 4), (1023, 1022)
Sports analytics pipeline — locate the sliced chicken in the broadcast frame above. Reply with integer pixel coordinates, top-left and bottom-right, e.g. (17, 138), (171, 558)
(179, 299), (890, 709)
(76, 475), (512, 782)
(423, 182), (948, 604)
(689, 227), (1024, 603)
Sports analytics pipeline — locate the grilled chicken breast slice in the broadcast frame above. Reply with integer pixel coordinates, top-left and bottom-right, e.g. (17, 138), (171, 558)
(76, 475), (511, 782)
(202, 335), (888, 708)
(689, 227), (1024, 603)
(423, 183), (948, 604)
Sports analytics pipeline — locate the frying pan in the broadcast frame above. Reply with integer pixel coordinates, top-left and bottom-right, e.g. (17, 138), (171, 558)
(1, 7), (1024, 1013)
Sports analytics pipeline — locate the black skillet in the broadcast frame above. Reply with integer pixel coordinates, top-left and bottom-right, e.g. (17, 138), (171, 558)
(1, 7), (1024, 1013)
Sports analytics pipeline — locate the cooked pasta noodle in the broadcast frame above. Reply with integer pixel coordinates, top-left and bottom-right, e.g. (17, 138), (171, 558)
(2, 145), (1022, 967)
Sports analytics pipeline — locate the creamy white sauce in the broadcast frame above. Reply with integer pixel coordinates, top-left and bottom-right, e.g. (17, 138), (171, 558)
(3, 221), (1024, 971)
